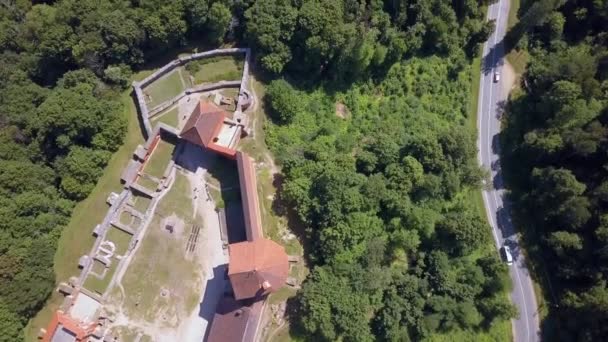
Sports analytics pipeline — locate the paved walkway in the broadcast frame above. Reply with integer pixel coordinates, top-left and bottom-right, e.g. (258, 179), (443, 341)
(176, 143), (229, 341)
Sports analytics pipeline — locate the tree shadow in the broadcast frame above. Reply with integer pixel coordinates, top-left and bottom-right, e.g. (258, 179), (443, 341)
(496, 99), (508, 119)
(492, 171), (505, 190)
(481, 38), (507, 76)
(497, 199), (517, 238)
(247, 54), (275, 86)
(271, 173), (315, 266)
(491, 133), (502, 155)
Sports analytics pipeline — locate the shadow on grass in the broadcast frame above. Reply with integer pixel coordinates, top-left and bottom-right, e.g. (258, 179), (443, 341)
(270, 173), (316, 267)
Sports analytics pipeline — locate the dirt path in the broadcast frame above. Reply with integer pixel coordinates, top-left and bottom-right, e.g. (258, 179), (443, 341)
(248, 80), (280, 176)
(501, 60), (516, 96)
(175, 144), (229, 342)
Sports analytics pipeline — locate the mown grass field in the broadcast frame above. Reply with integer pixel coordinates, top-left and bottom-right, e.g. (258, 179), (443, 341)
(136, 176), (158, 192)
(143, 69), (188, 108)
(206, 157), (241, 210)
(467, 43), (490, 225)
(155, 170), (194, 219)
(83, 257), (119, 296)
(105, 226), (133, 256)
(506, 0), (529, 75)
(151, 106), (180, 128)
(119, 171), (200, 324)
(133, 194), (152, 213)
(190, 55), (244, 84)
(142, 140), (175, 179)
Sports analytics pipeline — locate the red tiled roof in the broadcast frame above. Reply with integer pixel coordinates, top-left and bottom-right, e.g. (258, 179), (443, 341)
(207, 297), (252, 342)
(180, 101), (227, 148)
(41, 311), (96, 342)
(228, 239), (289, 300)
(236, 152), (262, 241)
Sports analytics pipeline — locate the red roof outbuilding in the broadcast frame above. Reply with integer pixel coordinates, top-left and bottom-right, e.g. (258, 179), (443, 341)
(207, 296), (252, 342)
(180, 101), (238, 159)
(228, 238), (289, 300)
(236, 152), (263, 242)
(41, 311), (96, 342)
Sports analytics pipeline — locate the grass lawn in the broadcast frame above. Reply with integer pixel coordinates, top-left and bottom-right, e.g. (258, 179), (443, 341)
(506, 49), (529, 76)
(24, 73), (148, 340)
(133, 194), (152, 214)
(91, 260), (106, 275)
(140, 335), (153, 342)
(467, 45), (490, 227)
(423, 321), (511, 342)
(119, 211), (133, 225)
(110, 325), (145, 341)
(207, 186), (225, 210)
(507, 0), (520, 29)
(189, 55), (244, 84)
(83, 258), (119, 296)
(505, 0), (528, 75)
(136, 176), (159, 192)
(268, 286), (298, 306)
(220, 88), (240, 100)
(151, 106), (180, 128)
(156, 171), (194, 220)
(105, 227), (133, 256)
(268, 324), (306, 342)
(119, 174), (200, 324)
(203, 156), (240, 207)
(143, 68), (188, 108)
(142, 140), (175, 179)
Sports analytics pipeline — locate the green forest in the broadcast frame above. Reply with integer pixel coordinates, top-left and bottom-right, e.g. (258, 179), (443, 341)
(266, 59), (515, 340)
(258, 0), (516, 340)
(502, 0), (608, 340)
(0, 0), (517, 341)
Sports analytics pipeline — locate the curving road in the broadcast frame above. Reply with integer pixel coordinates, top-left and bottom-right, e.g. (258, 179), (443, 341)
(476, 1), (540, 341)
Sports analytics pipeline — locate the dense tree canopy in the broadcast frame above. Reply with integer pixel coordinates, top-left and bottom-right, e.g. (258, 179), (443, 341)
(244, 0), (493, 81)
(502, 0), (608, 339)
(266, 54), (513, 340)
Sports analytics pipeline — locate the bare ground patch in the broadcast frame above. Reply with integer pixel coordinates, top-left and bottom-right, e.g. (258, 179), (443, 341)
(335, 102), (349, 119)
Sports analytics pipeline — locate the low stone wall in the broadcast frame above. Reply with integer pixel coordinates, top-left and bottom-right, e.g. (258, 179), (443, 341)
(77, 188), (130, 287)
(74, 124), (178, 298)
(132, 48), (250, 138)
(148, 80), (242, 119)
(133, 84), (152, 137)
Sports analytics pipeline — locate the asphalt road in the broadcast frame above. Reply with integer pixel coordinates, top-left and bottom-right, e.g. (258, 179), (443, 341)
(476, 1), (541, 341)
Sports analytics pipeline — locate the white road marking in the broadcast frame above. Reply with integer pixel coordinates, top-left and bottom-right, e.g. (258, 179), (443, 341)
(478, 0), (533, 341)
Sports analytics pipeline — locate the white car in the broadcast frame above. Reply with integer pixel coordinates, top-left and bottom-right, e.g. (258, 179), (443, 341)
(501, 245), (513, 265)
(494, 71), (500, 82)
